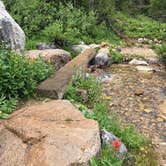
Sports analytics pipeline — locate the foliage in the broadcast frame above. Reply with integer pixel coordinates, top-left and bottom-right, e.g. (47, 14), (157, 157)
(65, 69), (149, 165)
(3, 0), (55, 36)
(110, 49), (123, 63)
(113, 12), (166, 40)
(0, 47), (53, 118)
(149, 0), (166, 22)
(0, 95), (17, 119)
(90, 145), (123, 166)
(64, 69), (102, 107)
(155, 43), (166, 66)
(42, 3), (120, 46)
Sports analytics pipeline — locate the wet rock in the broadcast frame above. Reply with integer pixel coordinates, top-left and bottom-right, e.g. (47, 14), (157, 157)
(129, 59), (148, 66)
(0, 100), (101, 166)
(26, 49), (71, 69)
(100, 129), (127, 159)
(0, 1), (25, 51)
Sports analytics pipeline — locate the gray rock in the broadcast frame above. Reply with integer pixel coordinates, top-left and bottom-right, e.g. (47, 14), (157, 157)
(95, 52), (110, 66)
(71, 44), (90, 53)
(0, 1), (25, 51)
(101, 129), (128, 159)
(36, 42), (56, 50)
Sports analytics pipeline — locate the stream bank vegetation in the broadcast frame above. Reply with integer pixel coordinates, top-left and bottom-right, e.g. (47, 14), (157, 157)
(64, 69), (158, 165)
(0, 46), (53, 118)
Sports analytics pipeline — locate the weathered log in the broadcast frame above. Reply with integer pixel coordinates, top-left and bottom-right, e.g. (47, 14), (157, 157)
(37, 48), (96, 99)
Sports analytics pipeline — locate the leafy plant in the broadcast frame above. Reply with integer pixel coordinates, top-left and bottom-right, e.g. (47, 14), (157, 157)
(110, 49), (123, 63)
(155, 43), (166, 66)
(0, 47), (53, 118)
(64, 69), (102, 108)
(113, 12), (166, 41)
(0, 95), (18, 119)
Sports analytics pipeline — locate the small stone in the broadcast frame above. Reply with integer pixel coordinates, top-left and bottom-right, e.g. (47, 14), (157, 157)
(144, 109), (152, 113)
(135, 89), (144, 96)
(156, 117), (164, 122)
(100, 42), (110, 48)
(129, 59), (148, 65)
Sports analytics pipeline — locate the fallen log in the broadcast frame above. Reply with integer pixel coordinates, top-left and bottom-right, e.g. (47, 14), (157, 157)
(37, 48), (96, 99)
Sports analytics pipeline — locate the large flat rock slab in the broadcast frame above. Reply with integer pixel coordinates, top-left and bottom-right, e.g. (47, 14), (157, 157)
(37, 48), (96, 99)
(0, 100), (101, 166)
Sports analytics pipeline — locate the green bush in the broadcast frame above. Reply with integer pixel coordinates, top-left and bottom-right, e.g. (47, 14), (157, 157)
(64, 69), (102, 108)
(0, 95), (17, 119)
(113, 12), (166, 40)
(155, 43), (166, 66)
(0, 47), (53, 117)
(0, 48), (53, 99)
(42, 3), (120, 46)
(149, 0), (166, 22)
(110, 49), (123, 63)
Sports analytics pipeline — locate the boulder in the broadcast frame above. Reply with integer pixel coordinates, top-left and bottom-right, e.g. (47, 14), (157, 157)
(0, 1), (25, 51)
(95, 52), (110, 66)
(26, 49), (72, 69)
(0, 100), (101, 166)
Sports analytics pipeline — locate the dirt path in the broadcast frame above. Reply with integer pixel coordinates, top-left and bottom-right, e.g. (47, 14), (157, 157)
(102, 48), (166, 165)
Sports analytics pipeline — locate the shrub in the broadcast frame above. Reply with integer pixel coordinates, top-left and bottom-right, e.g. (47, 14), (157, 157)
(155, 43), (166, 66)
(42, 3), (119, 46)
(113, 12), (166, 41)
(110, 49), (123, 63)
(64, 69), (102, 108)
(0, 47), (53, 117)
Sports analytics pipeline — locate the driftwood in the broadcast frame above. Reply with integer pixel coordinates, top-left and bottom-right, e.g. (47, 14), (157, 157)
(37, 48), (96, 99)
